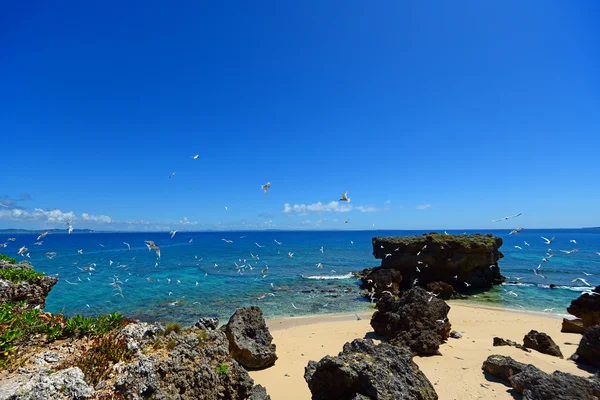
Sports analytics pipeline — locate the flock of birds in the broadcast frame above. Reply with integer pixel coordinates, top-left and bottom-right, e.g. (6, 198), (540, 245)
(1, 206), (599, 315)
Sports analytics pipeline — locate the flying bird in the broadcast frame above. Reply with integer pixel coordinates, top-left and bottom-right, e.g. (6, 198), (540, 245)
(492, 213), (522, 222)
(514, 246), (522, 250)
(68, 225), (73, 234)
(541, 236), (555, 245)
(17, 246), (28, 256)
(255, 242), (265, 248)
(224, 206), (228, 211)
(77, 249), (83, 255)
(169, 172), (176, 178)
(191, 154), (199, 159)
(37, 232), (49, 241)
(288, 252), (294, 258)
(316, 263), (323, 269)
(170, 230), (177, 239)
(339, 191), (350, 203)
(221, 238), (233, 243)
(534, 269), (546, 279)
(144, 240), (161, 258)
(123, 242), (131, 250)
(524, 241), (530, 247)
(509, 228), (523, 235)
(570, 239), (577, 244)
(572, 278), (591, 286)
(274, 239), (282, 245)
(261, 182), (271, 194)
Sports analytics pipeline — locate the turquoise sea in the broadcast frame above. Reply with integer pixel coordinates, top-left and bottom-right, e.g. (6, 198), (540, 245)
(3, 229), (600, 325)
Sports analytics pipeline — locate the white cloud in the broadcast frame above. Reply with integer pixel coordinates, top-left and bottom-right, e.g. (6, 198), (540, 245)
(416, 204), (432, 210)
(384, 200), (391, 205)
(0, 208), (112, 224)
(282, 201), (353, 215)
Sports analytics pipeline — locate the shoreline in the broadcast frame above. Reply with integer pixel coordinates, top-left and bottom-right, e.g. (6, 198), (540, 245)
(250, 303), (588, 400)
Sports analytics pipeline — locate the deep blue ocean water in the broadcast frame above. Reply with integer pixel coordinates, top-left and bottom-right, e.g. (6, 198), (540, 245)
(3, 229), (599, 325)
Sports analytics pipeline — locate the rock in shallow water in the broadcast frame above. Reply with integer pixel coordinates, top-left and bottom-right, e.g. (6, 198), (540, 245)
(225, 306), (277, 369)
(370, 287), (451, 356)
(304, 339), (438, 400)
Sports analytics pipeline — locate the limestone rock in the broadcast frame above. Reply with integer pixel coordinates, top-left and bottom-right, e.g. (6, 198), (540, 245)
(371, 287), (451, 356)
(225, 306), (277, 369)
(304, 339), (438, 400)
(571, 325), (600, 368)
(567, 286), (600, 329)
(562, 318), (586, 334)
(9, 367), (94, 399)
(482, 354), (527, 381)
(493, 337), (531, 353)
(195, 317), (219, 331)
(426, 281), (455, 300)
(523, 330), (563, 358)
(0, 260), (57, 308)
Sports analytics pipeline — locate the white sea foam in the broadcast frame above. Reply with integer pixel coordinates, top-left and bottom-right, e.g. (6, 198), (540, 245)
(301, 273), (354, 280)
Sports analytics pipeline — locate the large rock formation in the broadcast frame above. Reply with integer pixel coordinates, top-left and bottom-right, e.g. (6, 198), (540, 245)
(370, 287), (451, 356)
(225, 306), (277, 369)
(482, 355), (600, 400)
(523, 330), (563, 358)
(567, 287), (600, 330)
(358, 267), (402, 298)
(366, 233), (504, 293)
(571, 325), (600, 368)
(0, 260), (57, 308)
(304, 339), (438, 400)
(562, 318), (586, 334)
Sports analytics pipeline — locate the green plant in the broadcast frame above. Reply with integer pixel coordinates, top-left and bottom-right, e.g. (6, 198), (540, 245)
(66, 333), (132, 385)
(0, 254), (17, 264)
(164, 322), (181, 336)
(216, 362), (229, 375)
(166, 338), (177, 350)
(0, 267), (44, 284)
(198, 329), (208, 341)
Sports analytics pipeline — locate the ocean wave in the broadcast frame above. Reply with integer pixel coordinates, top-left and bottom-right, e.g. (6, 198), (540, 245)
(301, 273), (354, 280)
(502, 282), (534, 287)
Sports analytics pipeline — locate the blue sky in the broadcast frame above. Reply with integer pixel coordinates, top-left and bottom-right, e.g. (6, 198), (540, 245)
(1, 1), (599, 231)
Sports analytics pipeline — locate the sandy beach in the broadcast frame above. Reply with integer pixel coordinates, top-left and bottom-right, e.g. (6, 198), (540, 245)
(249, 303), (590, 400)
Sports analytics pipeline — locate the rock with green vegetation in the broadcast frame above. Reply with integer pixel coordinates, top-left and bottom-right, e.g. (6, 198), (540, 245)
(305, 338), (438, 400)
(367, 233), (504, 292)
(0, 259), (57, 308)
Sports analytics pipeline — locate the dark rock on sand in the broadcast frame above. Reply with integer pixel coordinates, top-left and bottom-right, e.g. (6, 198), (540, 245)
(482, 355), (600, 400)
(571, 325), (600, 368)
(567, 286), (600, 329)
(426, 281), (456, 300)
(562, 318), (586, 334)
(482, 354), (527, 381)
(523, 330), (563, 358)
(195, 317), (219, 331)
(371, 287), (451, 356)
(304, 338), (438, 400)
(493, 337), (531, 353)
(0, 260), (58, 308)
(225, 306), (277, 369)
(368, 233), (504, 292)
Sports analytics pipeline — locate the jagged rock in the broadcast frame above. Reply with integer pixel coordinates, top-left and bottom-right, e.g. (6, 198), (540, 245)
(370, 287), (451, 356)
(225, 306), (277, 369)
(482, 355), (527, 381)
(510, 367), (600, 400)
(482, 355), (600, 399)
(7, 367), (94, 399)
(359, 267), (402, 297)
(0, 260), (58, 308)
(304, 339), (438, 400)
(493, 337), (531, 353)
(523, 330), (563, 358)
(120, 322), (164, 352)
(571, 326), (600, 368)
(567, 286), (600, 329)
(247, 384), (271, 400)
(115, 327), (268, 400)
(426, 281), (455, 300)
(195, 317), (219, 331)
(562, 318), (586, 334)
(369, 234), (504, 291)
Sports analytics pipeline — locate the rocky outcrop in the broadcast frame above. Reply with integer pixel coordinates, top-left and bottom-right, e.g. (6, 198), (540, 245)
(571, 325), (600, 368)
(482, 355), (600, 400)
(304, 338), (438, 400)
(225, 306), (277, 369)
(523, 330), (563, 358)
(195, 317), (219, 331)
(567, 287), (600, 330)
(366, 233), (504, 293)
(0, 367), (94, 400)
(358, 267), (402, 298)
(426, 281), (456, 300)
(562, 318), (586, 334)
(493, 337), (531, 353)
(370, 287), (451, 356)
(0, 260), (57, 308)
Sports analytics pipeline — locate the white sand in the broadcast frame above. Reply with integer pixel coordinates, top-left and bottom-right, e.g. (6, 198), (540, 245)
(249, 303), (589, 400)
